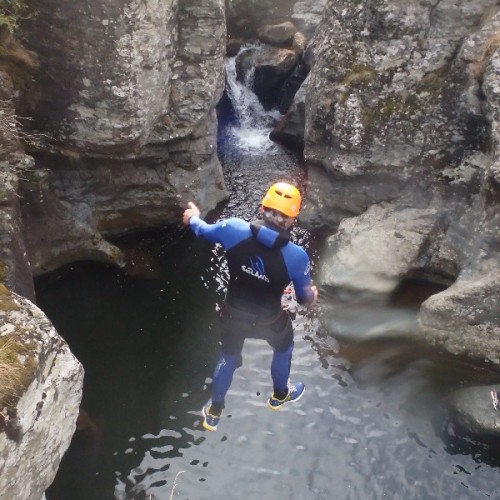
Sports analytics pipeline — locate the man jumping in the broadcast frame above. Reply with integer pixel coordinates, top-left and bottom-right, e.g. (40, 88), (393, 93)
(182, 182), (318, 431)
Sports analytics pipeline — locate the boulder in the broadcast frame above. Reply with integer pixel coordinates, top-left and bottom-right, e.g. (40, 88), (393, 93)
(302, 0), (498, 227)
(419, 270), (500, 362)
(258, 21), (297, 47)
(319, 203), (441, 295)
(0, 288), (84, 500)
(270, 76), (307, 151)
(226, 0), (296, 40)
(447, 385), (500, 437)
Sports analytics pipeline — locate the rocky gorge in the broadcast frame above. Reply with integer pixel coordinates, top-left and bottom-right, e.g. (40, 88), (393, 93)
(1, 0), (500, 497)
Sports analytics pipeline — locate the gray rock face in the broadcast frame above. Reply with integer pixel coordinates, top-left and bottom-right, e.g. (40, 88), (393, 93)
(22, 0), (225, 152)
(416, 12), (500, 362)
(18, 0), (228, 274)
(1, 57), (83, 498)
(0, 288), (84, 500)
(302, 0), (497, 229)
(291, 0), (327, 37)
(0, 68), (36, 300)
(304, 0), (500, 368)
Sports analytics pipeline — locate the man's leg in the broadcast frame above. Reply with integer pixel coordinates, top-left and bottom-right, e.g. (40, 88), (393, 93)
(210, 350), (241, 414)
(202, 317), (244, 431)
(270, 342), (293, 400)
(267, 321), (304, 410)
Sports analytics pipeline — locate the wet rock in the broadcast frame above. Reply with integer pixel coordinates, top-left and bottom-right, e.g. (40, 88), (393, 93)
(270, 100), (305, 152)
(226, 38), (244, 58)
(448, 385), (500, 437)
(419, 270), (500, 363)
(278, 59), (309, 113)
(270, 75), (307, 151)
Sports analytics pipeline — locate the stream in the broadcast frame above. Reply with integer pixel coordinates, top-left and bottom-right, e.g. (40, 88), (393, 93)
(39, 48), (500, 500)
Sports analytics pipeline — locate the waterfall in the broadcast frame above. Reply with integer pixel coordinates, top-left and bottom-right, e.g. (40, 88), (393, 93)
(224, 45), (282, 154)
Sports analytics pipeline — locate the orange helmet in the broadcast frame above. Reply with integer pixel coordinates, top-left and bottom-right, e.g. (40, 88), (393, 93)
(262, 182), (301, 218)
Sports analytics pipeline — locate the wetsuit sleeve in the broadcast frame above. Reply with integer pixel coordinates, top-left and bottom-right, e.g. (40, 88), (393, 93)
(188, 215), (250, 249)
(282, 245), (316, 306)
(188, 214), (222, 243)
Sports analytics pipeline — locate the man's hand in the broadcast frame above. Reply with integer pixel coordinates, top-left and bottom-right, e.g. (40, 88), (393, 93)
(182, 201), (201, 226)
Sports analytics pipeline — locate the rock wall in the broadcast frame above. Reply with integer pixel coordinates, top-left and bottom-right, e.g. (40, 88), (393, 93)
(1, 0), (229, 494)
(0, 34), (38, 300)
(419, 16), (500, 361)
(0, 39), (84, 499)
(17, 0), (228, 275)
(304, 0), (500, 361)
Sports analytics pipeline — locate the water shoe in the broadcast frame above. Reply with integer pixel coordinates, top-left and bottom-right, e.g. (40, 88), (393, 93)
(202, 404), (221, 431)
(267, 381), (305, 410)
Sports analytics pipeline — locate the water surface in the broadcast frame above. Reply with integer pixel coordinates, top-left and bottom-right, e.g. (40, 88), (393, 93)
(39, 239), (500, 499)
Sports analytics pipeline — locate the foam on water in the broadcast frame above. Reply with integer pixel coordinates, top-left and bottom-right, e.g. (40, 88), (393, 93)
(225, 45), (282, 154)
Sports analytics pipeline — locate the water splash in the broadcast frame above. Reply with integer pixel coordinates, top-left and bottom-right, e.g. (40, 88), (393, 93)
(225, 45), (282, 154)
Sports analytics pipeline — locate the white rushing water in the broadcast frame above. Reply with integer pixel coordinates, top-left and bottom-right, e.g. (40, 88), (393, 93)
(225, 45), (282, 154)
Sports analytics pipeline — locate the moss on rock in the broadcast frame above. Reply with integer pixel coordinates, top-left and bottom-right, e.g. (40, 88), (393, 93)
(0, 286), (37, 412)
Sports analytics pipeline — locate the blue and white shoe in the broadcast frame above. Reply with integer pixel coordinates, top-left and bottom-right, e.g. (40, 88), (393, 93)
(267, 381), (305, 410)
(202, 404), (221, 431)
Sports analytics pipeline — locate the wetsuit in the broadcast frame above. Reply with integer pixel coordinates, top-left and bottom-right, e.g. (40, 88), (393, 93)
(189, 215), (315, 409)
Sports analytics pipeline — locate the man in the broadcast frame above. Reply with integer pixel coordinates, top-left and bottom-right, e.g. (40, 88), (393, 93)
(182, 182), (318, 431)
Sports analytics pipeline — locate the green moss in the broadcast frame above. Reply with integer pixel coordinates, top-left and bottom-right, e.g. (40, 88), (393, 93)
(334, 52), (451, 145)
(0, 283), (18, 311)
(381, 95), (405, 119)
(0, 334), (36, 410)
(0, 261), (7, 281)
(0, 0), (27, 34)
(0, 285), (38, 419)
(342, 66), (377, 87)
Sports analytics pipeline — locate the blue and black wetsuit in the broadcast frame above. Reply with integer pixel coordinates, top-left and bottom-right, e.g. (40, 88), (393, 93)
(189, 215), (315, 409)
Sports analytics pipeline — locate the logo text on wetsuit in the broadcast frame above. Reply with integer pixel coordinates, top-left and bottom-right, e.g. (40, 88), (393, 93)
(242, 256), (270, 282)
